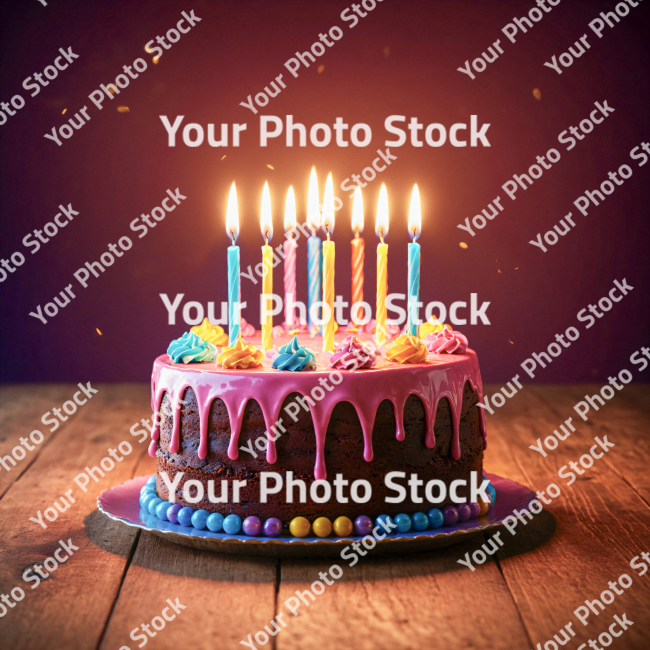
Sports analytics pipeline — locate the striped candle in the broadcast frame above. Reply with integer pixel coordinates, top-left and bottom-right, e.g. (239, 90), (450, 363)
(307, 168), (321, 332)
(351, 186), (365, 326)
(260, 182), (273, 351)
(283, 187), (297, 326)
(322, 173), (335, 351)
(375, 184), (389, 347)
(225, 183), (240, 345)
(407, 185), (422, 337)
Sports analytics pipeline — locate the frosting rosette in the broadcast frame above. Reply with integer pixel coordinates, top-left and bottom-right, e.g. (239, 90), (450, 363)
(424, 328), (468, 354)
(420, 320), (452, 337)
(216, 336), (264, 369)
(240, 318), (256, 337)
(190, 317), (228, 346)
(272, 335), (316, 371)
(167, 332), (217, 364)
(386, 333), (428, 364)
(329, 335), (376, 370)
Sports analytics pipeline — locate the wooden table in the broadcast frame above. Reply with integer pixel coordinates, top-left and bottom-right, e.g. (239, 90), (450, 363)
(1, 384), (649, 650)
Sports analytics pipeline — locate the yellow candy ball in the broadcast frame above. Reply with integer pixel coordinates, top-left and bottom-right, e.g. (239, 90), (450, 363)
(289, 516), (311, 538)
(312, 517), (333, 538)
(478, 498), (490, 516)
(333, 516), (353, 537)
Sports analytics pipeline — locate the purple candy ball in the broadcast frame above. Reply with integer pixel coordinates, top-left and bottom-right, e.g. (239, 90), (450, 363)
(457, 503), (471, 522)
(263, 517), (282, 538)
(242, 516), (262, 537)
(443, 505), (459, 526)
(468, 502), (481, 518)
(166, 503), (183, 525)
(354, 515), (373, 536)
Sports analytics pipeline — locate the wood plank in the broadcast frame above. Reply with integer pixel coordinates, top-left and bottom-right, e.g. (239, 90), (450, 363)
(276, 537), (531, 650)
(97, 532), (278, 650)
(0, 384), (152, 650)
(483, 384), (650, 649)
(0, 384), (83, 498)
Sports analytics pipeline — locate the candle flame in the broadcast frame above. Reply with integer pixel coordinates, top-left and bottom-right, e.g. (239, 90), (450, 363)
(226, 182), (239, 243)
(322, 173), (335, 236)
(284, 186), (297, 231)
(375, 184), (389, 240)
(351, 186), (364, 234)
(261, 181), (273, 242)
(408, 184), (421, 241)
(307, 167), (320, 231)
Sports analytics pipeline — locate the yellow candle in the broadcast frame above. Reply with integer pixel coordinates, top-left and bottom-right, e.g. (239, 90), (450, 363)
(260, 182), (273, 351)
(322, 173), (335, 352)
(375, 184), (389, 347)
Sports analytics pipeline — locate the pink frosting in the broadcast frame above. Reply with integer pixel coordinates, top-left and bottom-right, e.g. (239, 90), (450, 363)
(329, 335), (377, 370)
(240, 318), (256, 337)
(424, 329), (469, 354)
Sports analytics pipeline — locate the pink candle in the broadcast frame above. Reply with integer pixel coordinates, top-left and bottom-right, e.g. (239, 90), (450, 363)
(283, 187), (297, 325)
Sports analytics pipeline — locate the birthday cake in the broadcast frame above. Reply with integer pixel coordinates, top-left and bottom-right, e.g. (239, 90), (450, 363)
(143, 321), (489, 538)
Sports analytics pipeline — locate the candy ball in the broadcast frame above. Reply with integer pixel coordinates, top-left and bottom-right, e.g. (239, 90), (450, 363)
(140, 492), (156, 509)
(206, 513), (224, 532)
(289, 516), (311, 538)
(156, 501), (170, 521)
(191, 509), (209, 530)
(167, 503), (183, 524)
(478, 498), (490, 516)
(428, 508), (444, 529)
(223, 514), (242, 535)
(313, 517), (333, 538)
(141, 485), (156, 495)
(354, 515), (373, 536)
(263, 517), (282, 537)
(146, 476), (157, 486)
(243, 516), (262, 536)
(375, 514), (394, 534)
(412, 512), (429, 531)
(333, 516), (353, 537)
(457, 503), (471, 522)
(394, 513), (412, 533)
(468, 502), (481, 518)
(147, 497), (164, 515)
(177, 506), (194, 527)
(443, 505), (459, 525)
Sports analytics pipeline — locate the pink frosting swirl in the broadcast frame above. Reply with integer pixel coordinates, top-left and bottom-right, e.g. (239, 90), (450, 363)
(240, 317), (256, 337)
(329, 335), (377, 370)
(424, 329), (469, 354)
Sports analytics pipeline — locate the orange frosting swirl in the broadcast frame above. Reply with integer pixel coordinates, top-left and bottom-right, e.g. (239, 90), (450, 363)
(190, 317), (228, 346)
(386, 333), (428, 364)
(216, 336), (264, 369)
(419, 320), (452, 337)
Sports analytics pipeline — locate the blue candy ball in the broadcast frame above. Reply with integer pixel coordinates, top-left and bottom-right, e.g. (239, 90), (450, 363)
(140, 484), (156, 495)
(139, 492), (155, 508)
(206, 513), (224, 532)
(156, 501), (170, 520)
(394, 513), (412, 533)
(374, 514), (394, 534)
(191, 509), (209, 530)
(412, 512), (429, 531)
(428, 508), (445, 529)
(223, 514), (242, 535)
(177, 506), (195, 527)
(146, 476), (157, 486)
(147, 497), (164, 514)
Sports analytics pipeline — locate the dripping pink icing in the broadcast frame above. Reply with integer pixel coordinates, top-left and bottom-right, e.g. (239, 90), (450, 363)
(149, 332), (487, 480)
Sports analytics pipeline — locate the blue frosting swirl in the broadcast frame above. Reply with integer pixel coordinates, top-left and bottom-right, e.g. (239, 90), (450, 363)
(167, 331), (217, 363)
(272, 335), (315, 371)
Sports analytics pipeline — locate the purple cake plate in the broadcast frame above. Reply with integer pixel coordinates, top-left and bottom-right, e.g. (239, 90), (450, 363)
(97, 472), (536, 557)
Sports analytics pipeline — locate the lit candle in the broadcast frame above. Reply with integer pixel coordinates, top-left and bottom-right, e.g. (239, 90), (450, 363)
(283, 187), (297, 327)
(226, 182), (240, 346)
(322, 173), (335, 351)
(260, 182), (273, 351)
(375, 184), (389, 347)
(306, 168), (322, 333)
(351, 186), (365, 327)
(407, 184), (422, 337)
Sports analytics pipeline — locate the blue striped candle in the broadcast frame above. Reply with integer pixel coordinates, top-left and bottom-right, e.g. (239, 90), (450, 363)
(407, 241), (420, 336)
(228, 245), (240, 344)
(307, 235), (322, 332)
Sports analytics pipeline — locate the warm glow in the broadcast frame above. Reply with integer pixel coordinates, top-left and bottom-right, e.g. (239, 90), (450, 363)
(375, 184), (389, 240)
(284, 187), (297, 232)
(351, 186), (364, 234)
(408, 184), (421, 241)
(261, 182), (273, 242)
(226, 182), (239, 242)
(307, 167), (320, 230)
(322, 173), (335, 236)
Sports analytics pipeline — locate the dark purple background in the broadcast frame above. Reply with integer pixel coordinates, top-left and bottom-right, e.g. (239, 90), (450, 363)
(1, 0), (649, 383)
